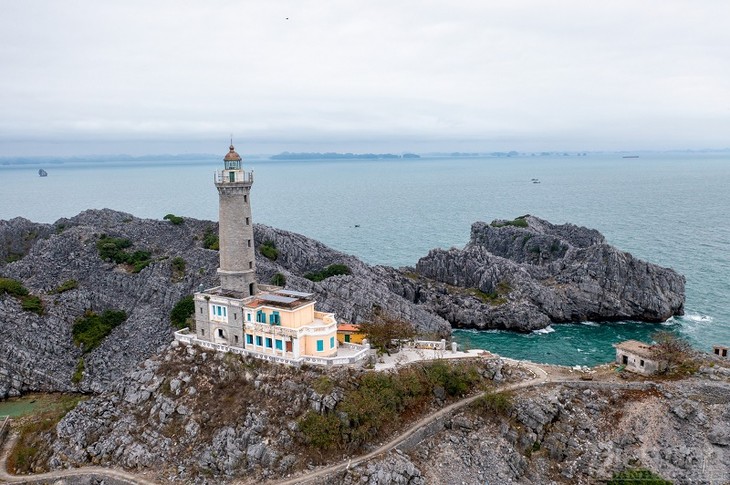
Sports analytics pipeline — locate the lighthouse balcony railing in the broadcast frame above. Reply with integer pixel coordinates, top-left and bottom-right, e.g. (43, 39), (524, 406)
(214, 170), (253, 184)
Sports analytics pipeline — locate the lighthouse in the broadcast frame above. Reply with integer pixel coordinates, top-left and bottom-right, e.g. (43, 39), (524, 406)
(215, 143), (257, 297)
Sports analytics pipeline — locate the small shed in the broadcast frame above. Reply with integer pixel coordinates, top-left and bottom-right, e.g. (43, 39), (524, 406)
(614, 340), (667, 375)
(337, 323), (365, 344)
(713, 345), (729, 359)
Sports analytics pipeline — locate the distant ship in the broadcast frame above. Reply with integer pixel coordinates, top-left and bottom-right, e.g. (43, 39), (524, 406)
(622, 155), (640, 159)
(38, 169), (48, 177)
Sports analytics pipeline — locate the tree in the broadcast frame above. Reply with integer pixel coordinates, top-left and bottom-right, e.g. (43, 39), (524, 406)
(358, 310), (416, 355)
(651, 331), (696, 376)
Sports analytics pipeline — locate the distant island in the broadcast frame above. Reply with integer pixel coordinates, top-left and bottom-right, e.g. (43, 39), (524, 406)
(270, 152), (420, 160)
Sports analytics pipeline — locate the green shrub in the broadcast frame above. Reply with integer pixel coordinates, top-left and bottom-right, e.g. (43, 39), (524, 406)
(96, 235), (152, 272)
(0, 278), (43, 314)
(304, 264), (352, 282)
(170, 295), (195, 329)
(51, 279), (79, 294)
(270, 273), (286, 286)
(203, 228), (219, 250)
(491, 216), (529, 228)
(171, 257), (186, 274)
(475, 391), (513, 415)
(608, 468), (672, 485)
(71, 358), (84, 384)
(163, 213), (184, 225)
(20, 295), (44, 315)
(298, 411), (343, 451)
(259, 240), (278, 260)
(5, 252), (23, 263)
(0, 277), (29, 297)
(297, 360), (486, 454)
(72, 309), (128, 353)
(423, 361), (480, 397)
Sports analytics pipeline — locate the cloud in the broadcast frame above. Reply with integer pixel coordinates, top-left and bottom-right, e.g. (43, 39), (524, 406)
(1, 0), (729, 154)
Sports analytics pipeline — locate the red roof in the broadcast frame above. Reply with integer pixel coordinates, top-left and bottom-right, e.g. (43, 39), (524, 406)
(338, 323), (361, 332)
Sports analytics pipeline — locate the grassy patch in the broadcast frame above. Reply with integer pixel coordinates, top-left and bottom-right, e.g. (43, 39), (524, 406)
(0, 277), (44, 314)
(7, 394), (85, 474)
(0, 277), (29, 297)
(96, 235), (152, 273)
(20, 295), (44, 315)
(72, 309), (128, 353)
(491, 216), (529, 228)
(71, 358), (84, 384)
(259, 240), (278, 261)
(608, 468), (672, 485)
(170, 295), (195, 329)
(50, 279), (78, 294)
(163, 213), (184, 225)
(304, 264), (352, 282)
(171, 257), (186, 280)
(5, 252), (24, 263)
(465, 280), (512, 306)
(298, 360), (486, 454)
(473, 390), (513, 416)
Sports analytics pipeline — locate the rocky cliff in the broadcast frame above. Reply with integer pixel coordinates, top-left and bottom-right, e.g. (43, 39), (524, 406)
(386, 215), (686, 331)
(0, 210), (449, 398)
(23, 344), (730, 484)
(337, 371), (730, 484)
(1, 211), (685, 397)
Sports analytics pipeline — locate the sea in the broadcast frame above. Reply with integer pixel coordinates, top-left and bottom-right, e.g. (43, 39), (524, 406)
(1, 152), (729, 367)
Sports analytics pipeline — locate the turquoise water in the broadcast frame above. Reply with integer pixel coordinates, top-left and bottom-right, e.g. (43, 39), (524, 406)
(1, 153), (729, 365)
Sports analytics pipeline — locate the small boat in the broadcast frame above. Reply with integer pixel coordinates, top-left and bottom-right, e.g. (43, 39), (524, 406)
(622, 155), (639, 159)
(532, 178), (541, 184)
(38, 169), (48, 177)
(354, 224), (360, 228)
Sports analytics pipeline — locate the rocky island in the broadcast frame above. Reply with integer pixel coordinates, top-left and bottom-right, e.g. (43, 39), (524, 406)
(1, 209), (716, 485)
(0, 210), (684, 398)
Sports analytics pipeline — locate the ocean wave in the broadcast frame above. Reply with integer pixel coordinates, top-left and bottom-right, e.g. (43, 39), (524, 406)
(532, 325), (555, 335)
(682, 313), (714, 323)
(580, 321), (600, 327)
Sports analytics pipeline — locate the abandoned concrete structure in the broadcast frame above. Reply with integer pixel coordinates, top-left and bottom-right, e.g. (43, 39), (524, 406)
(614, 340), (667, 375)
(713, 345), (729, 359)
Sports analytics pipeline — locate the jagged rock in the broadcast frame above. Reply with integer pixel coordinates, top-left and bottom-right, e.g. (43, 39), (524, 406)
(401, 215), (685, 331)
(0, 209), (450, 396)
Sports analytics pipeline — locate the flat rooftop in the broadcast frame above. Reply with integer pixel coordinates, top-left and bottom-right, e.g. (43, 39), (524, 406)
(614, 340), (656, 359)
(243, 289), (314, 310)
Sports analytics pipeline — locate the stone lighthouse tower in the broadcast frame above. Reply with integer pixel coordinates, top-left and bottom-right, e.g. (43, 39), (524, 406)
(215, 143), (257, 297)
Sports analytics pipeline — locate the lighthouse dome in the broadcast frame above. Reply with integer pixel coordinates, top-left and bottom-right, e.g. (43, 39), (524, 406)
(224, 144), (242, 162)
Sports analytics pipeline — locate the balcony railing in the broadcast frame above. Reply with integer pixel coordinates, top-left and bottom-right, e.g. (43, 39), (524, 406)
(173, 328), (370, 367)
(214, 170), (253, 184)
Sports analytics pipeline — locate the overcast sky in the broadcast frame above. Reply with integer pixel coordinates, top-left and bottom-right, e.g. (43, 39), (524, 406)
(2, 1), (729, 156)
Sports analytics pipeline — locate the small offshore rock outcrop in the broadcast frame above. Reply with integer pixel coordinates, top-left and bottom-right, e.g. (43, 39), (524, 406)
(388, 215), (685, 331)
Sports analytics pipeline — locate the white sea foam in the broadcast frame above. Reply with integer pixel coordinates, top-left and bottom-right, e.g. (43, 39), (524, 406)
(532, 325), (555, 334)
(580, 321), (600, 327)
(683, 313), (713, 323)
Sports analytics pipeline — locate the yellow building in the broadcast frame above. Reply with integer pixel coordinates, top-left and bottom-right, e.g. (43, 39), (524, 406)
(337, 323), (366, 345)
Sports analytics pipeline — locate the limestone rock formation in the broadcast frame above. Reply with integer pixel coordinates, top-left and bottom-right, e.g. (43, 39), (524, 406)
(389, 215), (685, 331)
(0, 209), (450, 397)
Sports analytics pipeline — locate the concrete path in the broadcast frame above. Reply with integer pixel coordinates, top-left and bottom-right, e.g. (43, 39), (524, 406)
(0, 432), (160, 485)
(0, 359), (625, 485)
(264, 361), (551, 485)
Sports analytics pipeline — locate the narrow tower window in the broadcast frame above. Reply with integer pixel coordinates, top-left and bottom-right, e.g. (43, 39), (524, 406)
(249, 261), (253, 269)
(244, 195), (248, 203)
(248, 239), (251, 247)
(246, 217), (250, 225)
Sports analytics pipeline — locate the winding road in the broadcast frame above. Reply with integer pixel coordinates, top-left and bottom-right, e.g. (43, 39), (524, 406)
(0, 360), (602, 485)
